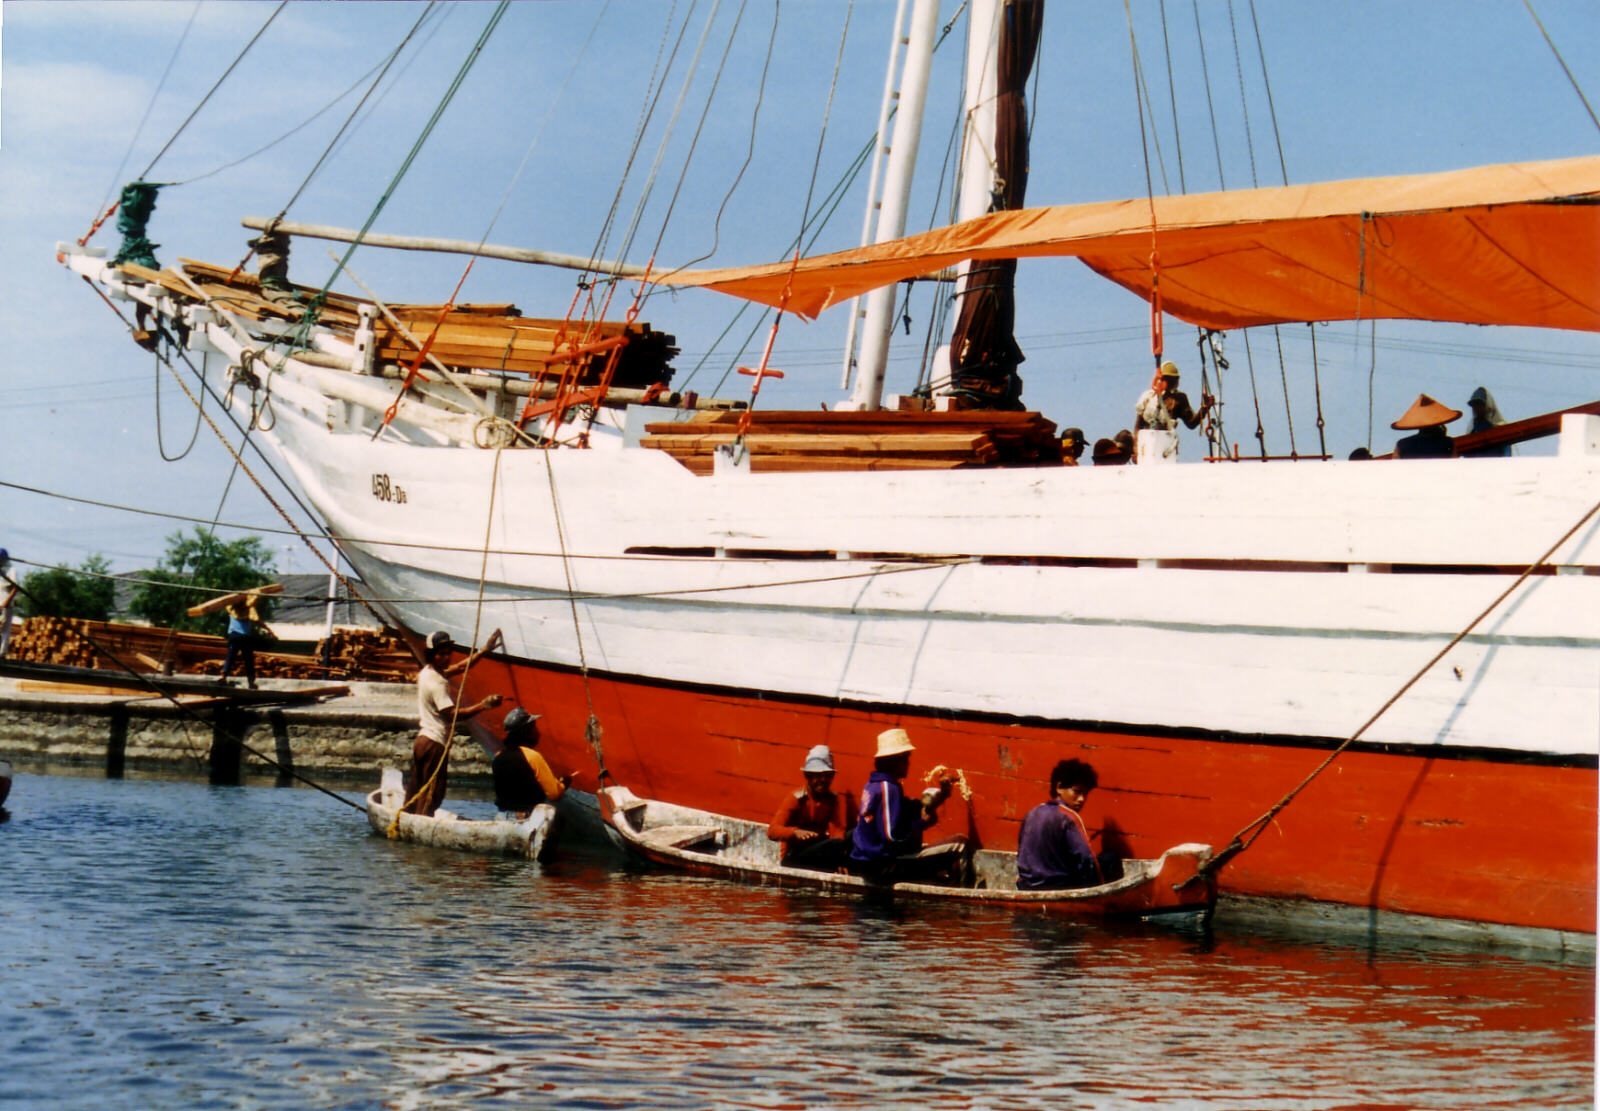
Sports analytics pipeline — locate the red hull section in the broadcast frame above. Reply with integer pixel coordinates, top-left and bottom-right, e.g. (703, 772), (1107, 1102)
(464, 655), (1596, 935)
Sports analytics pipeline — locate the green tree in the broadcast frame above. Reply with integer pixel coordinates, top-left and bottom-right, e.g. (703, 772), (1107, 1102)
(18, 554), (117, 622)
(128, 529), (276, 633)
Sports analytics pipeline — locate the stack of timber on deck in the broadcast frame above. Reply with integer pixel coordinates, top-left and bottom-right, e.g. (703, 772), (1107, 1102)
(9, 619), (418, 683)
(640, 410), (1063, 474)
(117, 259), (678, 390)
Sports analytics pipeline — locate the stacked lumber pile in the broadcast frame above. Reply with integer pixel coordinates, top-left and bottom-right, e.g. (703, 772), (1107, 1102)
(9, 617), (229, 673)
(639, 410), (1062, 475)
(9, 618), (100, 668)
(115, 260), (677, 391)
(316, 628), (418, 683)
(8, 619), (419, 682)
(373, 311), (678, 391)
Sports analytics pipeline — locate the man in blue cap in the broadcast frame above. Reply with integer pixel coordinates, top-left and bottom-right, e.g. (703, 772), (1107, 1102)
(767, 744), (855, 873)
(492, 706), (569, 818)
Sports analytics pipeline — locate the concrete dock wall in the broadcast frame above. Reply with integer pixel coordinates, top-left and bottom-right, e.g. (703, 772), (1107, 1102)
(0, 679), (492, 787)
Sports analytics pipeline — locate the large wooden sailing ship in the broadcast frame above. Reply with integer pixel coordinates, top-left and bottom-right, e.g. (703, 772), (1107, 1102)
(57, 1), (1598, 941)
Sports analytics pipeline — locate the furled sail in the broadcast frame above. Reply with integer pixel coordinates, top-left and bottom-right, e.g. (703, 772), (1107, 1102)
(944, 0), (1045, 410)
(656, 155), (1600, 333)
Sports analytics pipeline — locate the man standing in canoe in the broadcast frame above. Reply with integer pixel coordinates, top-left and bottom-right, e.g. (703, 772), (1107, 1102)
(492, 706), (569, 818)
(848, 728), (962, 883)
(1015, 758), (1121, 890)
(767, 744), (855, 873)
(406, 630), (502, 816)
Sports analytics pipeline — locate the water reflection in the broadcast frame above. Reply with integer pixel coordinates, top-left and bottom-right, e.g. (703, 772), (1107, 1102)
(0, 769), (1591, 1110)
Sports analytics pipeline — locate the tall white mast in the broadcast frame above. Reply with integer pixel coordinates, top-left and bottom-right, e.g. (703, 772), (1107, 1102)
(844, 0), (939, 412)
(956, 0), (1003, 227)
(840, 0), (911, 392)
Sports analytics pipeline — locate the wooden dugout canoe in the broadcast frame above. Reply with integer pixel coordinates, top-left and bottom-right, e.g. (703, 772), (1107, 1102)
(599, 784), (1217, 921)
(365, 767), (560, 862)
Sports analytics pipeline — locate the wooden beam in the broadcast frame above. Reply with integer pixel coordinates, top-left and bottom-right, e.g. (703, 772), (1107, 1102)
(186, 583), (283, 619)
(242, 216), (654, 279)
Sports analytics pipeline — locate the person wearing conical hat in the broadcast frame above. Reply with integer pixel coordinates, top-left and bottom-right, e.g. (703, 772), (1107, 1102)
(1391, 393), (1460, 459)
(766, 744), (855, 873)
(847, 728), (964, 883)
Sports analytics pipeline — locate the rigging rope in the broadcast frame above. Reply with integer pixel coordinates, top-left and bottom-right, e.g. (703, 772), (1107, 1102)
(391, 450), (506, 826)
(543, 448), (609, 784)
(1191, 0), (1227, 190)
(137, 2), (289, 184)
(85, 286), (395, 636)
(1523, 0), (1600, 134)
(1124, 0), (1163, 368)
(1246, 0), (1288, 186)
(312, 2), (509, 322)
(153, 343), (204, 462)
(98, 0), (200, 222)
(1201, 495), (1600, 879)
(584, 0), (687, 286)
(1158, 0), (1187, 193)
(1308, 324), (1328, 458)
(234, 0), (440, 269)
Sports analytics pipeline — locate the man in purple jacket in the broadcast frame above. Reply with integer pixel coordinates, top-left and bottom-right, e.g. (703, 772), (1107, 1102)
(1015, 758), (1119, 890)
(848, 727), (962, 883)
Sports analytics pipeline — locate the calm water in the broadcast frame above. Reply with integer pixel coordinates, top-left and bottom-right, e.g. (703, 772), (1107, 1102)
(0, 768), (1592, 1110)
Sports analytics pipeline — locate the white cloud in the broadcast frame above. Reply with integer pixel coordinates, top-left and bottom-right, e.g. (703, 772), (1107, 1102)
(3, 59), (151, 150)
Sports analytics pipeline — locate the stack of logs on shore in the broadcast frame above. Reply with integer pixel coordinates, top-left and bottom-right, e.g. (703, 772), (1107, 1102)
(639, 410), (1063, 475)
(8, 618), (419, 683)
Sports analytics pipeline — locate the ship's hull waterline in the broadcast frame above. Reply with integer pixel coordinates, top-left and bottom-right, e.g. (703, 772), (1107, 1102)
(262, 400), (1600, 937)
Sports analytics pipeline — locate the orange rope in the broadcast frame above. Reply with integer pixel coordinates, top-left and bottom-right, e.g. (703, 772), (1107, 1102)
(79, 200), (120, 247)
(1148, 249), (1164, 364)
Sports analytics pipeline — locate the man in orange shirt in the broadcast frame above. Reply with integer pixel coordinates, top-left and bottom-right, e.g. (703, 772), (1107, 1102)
(767, 745), (855, 873)
(492, 707), (569, 818)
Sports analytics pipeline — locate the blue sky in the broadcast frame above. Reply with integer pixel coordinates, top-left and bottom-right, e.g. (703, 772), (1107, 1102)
(2, 0), (1597, 577)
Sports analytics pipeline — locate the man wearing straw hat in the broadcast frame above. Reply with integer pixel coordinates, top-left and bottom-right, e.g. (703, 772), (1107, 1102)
(1390, 394), (1460, 459)
(847, 727), (964, 884)
(767, 744), (855, 873)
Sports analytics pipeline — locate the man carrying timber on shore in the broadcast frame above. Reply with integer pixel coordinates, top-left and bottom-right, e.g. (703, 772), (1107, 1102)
(405, 630), (502, 816)
(0, 550), (17, 659)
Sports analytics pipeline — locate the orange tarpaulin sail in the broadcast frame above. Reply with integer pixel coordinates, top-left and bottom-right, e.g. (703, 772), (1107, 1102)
(653, 156), (1600, 332)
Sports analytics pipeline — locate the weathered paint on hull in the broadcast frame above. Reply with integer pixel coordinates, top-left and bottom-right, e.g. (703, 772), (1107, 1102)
(460, 652), (1597, 936)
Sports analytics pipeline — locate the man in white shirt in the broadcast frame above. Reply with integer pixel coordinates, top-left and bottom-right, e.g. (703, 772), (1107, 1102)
(406, 630), (502, 816)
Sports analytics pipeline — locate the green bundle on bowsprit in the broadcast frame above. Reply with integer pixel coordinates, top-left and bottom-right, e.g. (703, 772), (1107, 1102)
(111, 181), (162, 269)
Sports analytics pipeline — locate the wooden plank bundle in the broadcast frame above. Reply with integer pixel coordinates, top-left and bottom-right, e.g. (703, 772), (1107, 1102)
(7, 619), (419, 683)
(9, 617), (228, 673)
(117, 260), (681, 392)
(639, 409), (1062, 474)
(372, 312), (678, 389)
(315, 628), (418, 683)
